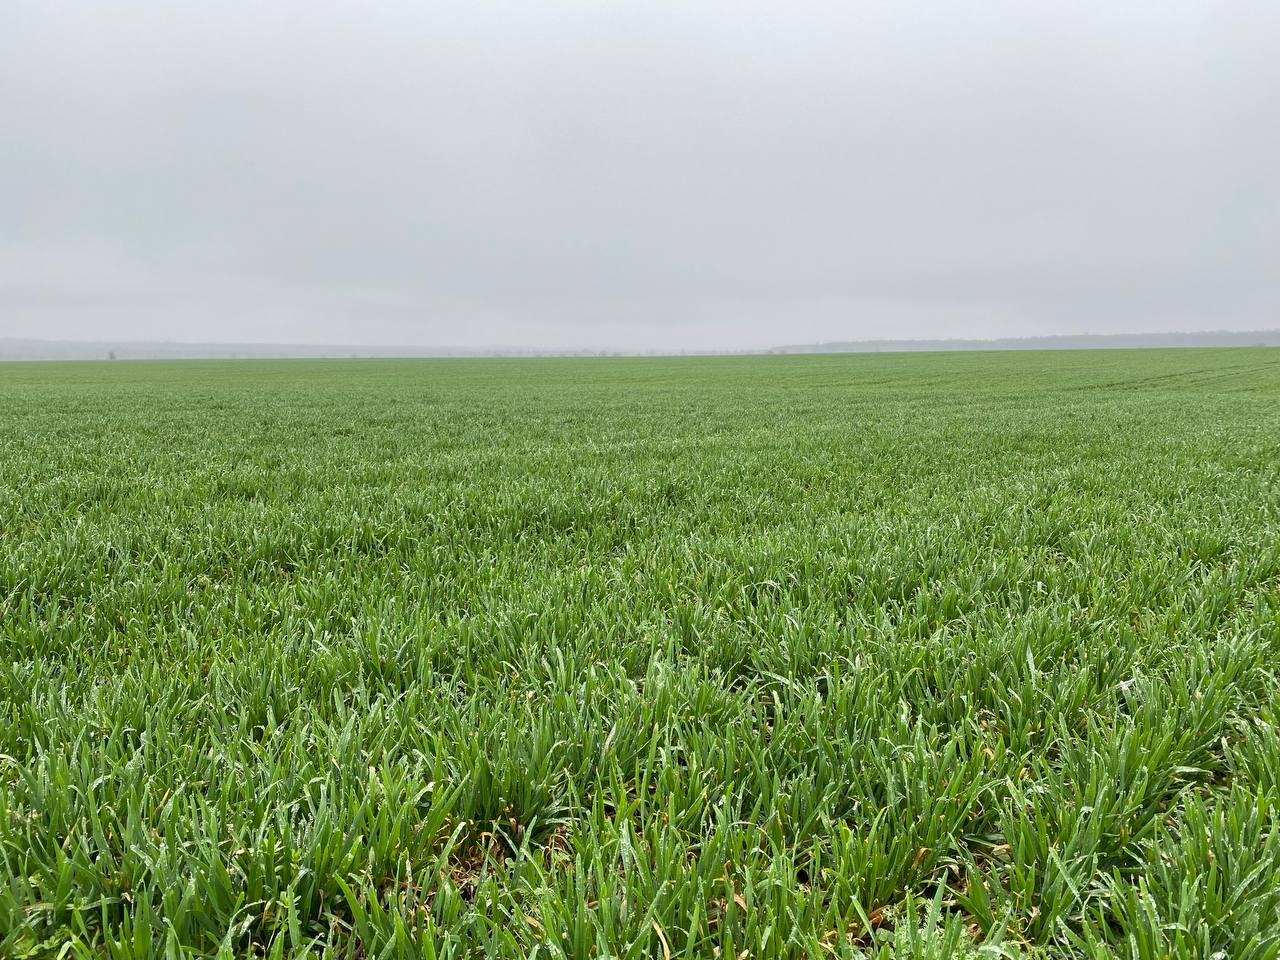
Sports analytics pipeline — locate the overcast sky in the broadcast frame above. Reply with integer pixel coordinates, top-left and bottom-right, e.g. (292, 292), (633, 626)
(2, 1), (1278, 350)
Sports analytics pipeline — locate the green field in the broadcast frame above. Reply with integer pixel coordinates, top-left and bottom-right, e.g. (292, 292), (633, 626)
(2, 349), (1279, 958)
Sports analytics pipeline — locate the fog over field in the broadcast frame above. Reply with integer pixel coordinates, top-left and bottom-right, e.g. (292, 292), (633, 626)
(6, 7), (1280, 954)
(3, 1), (1278, 351)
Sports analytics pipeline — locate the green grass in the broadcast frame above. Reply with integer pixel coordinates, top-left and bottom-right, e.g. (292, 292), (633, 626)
(1, 348), (1278, 959)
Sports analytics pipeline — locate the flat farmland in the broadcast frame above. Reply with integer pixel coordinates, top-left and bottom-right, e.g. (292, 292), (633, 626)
(2, 349), (1279, 958)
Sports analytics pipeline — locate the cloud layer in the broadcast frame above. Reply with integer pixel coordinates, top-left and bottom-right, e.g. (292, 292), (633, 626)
(4, 1), (1278, 349)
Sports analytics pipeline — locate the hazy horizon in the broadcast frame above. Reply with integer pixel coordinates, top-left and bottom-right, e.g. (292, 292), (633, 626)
(5, 327), (1280, 364)
(4, 2), (1278, 351)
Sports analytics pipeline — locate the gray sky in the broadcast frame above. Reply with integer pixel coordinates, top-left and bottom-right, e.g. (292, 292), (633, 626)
(3, 1), (1278, 351)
